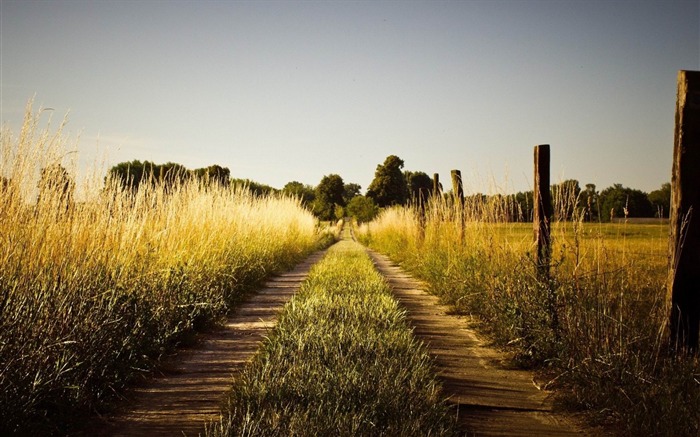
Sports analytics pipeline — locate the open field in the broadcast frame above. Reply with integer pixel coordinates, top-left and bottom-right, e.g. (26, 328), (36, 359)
(0, 110), (325, 434)
(358, 200), (699, 436)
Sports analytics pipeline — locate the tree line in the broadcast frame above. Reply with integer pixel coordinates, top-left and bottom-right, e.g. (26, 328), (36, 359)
(17, 156), (670, 224)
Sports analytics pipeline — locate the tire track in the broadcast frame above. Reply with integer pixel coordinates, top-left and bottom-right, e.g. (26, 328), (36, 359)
(366, 248), (598, 436)
(80, 248), (330, 437)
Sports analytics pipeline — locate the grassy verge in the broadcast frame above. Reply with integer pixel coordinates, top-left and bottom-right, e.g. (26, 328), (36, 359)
(357, 199), (699, 436)
(207, 241), (458, 437)
(0, 106), (323, 434)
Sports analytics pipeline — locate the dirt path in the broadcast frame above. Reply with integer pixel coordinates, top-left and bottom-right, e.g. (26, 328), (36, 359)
(82, 249), (328, 437)
(366, 249), (592, 437)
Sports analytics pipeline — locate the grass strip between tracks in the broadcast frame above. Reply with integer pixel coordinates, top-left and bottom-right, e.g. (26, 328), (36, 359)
(208, 240), (458, 436)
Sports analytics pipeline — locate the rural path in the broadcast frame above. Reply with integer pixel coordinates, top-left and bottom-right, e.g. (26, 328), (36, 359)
(81, 248), (328, 437)
(366, 248), (591, 437)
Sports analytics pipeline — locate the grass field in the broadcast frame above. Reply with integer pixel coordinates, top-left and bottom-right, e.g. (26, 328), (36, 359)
(358, 198), (699, 436)
(0, 107), (325, 434)
(207, 241), (458, 437)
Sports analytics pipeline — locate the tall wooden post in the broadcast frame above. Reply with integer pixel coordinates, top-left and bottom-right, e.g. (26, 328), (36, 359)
(450, 170), (464, 205)
(433, 173), (441, 197)
(451, 170), (465, 244)
(669, 70), (700, 353)
(533, 145), (552, 278)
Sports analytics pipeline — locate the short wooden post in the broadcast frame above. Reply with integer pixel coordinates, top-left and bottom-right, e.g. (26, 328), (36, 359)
(669, 70), (700, 353)
(533, 145), (552, 277)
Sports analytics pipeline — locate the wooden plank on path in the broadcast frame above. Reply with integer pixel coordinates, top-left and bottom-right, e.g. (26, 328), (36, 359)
(366, 249), (593, 437)
(78, 249), (329, 437)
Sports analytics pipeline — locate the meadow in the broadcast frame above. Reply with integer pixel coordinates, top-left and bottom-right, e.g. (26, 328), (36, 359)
(207, 239), (458, 437)
(0, 107), (324, 434)
(358, 196), (699, 436)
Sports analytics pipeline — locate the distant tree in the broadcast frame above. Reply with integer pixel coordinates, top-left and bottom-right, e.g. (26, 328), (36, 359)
(343, 183), (362, 204)
(366, 155), (409, 207)
(551, 179), (581, 221)
(346, 195), (379, 224)
(193, 165), (230, 187)
(513, 190), (534, 222)
(405, 171), (432, 205)
(580, 183), (599, 221)
(107, 160), (149, 191)
(648, 182), (671, 218)
(108, 160), (232, 192)
(157, 162), (190, 191)
(282, 181), (315, 206)
(230, 178), (278, 196)
(313, 174), (345, 220)
(599, 184), (654, 221)
(37, 164), (74, 213)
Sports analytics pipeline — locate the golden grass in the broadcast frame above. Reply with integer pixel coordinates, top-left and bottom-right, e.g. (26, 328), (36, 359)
(0, 103), (321, 434)
(358, 193), (698, 436)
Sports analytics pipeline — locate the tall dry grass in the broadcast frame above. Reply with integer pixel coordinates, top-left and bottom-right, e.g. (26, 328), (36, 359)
(358, 192), (699, 436)
(0, 104), (321, 434)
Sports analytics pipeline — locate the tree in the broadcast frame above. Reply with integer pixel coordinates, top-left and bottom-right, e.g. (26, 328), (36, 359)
(37, 164), (74, 213)
(648, 182), (671, 218)
(313, 174), (345, 220)
(230, 178), (278, 196)
(282, 181), (315, 206)
(405, 171), (432, 205)
(346, 195), (379, 224)
(599, 184), (654, 221)
(551, 179), (581, 221)
(366, 155), (409, 207)
(107, 160), (149, 191)
(343, 183), (362, 204)
(192, 165), (230, 186)
(513, 190), (534, 222)
(580, 183), (599, 221)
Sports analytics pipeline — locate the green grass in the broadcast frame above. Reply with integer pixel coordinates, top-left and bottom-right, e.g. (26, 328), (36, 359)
(358, 201), (699, 436)
(207, 241), (458, 437)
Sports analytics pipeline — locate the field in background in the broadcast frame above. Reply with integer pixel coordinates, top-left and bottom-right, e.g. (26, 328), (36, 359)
(0, 106), (324, 434)
(358, 196), (699, 436)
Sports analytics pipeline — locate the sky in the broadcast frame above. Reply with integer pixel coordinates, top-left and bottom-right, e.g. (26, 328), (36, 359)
(1, 0), (699, 195)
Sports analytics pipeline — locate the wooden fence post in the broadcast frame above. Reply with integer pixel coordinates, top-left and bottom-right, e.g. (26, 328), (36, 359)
(451, 170), (465, 244)
(450, 170), (464, 205)
(669, 70), (700, 353)
(433, 173), (441, 197)
(533, 145), (552, 278)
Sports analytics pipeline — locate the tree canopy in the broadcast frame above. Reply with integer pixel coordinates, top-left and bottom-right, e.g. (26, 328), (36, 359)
(405, 171), (433, 204)
(648, 182), (671, 218)
(313, 174), (345, 220)
(282, 181), (315, 206)
(598, 184), (654, 221)
(346, 195), (379, 224)
(107, 160), (230, 192)
(366, 155), (409, 207)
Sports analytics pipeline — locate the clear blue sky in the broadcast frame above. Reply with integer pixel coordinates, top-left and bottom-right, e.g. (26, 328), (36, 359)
(1, 0), (698, 194)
